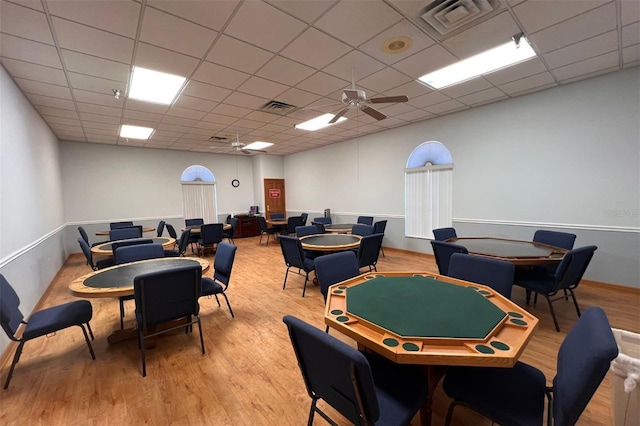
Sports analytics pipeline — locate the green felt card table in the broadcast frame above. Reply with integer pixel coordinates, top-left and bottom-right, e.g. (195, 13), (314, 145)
(447, 237), (566, 266)
(325, 272), (538, 425)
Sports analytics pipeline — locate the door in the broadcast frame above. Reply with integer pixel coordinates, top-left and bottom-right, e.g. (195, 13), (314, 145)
(264, 178), (286, 219)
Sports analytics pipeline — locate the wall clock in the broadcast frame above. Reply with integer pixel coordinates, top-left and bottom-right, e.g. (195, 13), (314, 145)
(231, 179), (240, 188)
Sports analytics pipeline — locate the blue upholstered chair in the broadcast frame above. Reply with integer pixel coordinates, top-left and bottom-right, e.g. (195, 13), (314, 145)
(133, 264), (204, 377)
(109, 226), (142, 241)
(312, 217), (332, 225)
(78, 237), (115, 271)
(222, 217), (237, 245)
(430, 240), (468, 275)
(315, 251), (360, 302)
(110, 221), (134, 230)
(283, 315), (429, 426)
(198, 223), (224, 256)
(257, 216), (278, 246)
(295, 225), (318, 238)
(201, 242), (237, 318)
(432, 227), (457, 241)
(533, 230), (576, 250)
(442, 306), (618, 426)
(351, 224), (374, 237)
(279, 236), (316, 297)
(300, 212), (308, 225)
(285, 216), (305, 235)
(448, 253), (515, 299)
(164, 229), (190, 257)
(156, 220), (165, 237)
(270, 212), (285, 220)
(1, 274), (95, 389)
(373, 220), (387, 258)
(78, 225), (106, 247)
(357, 233), (384, 272)
(165, 223), (178, 239)
(313, 223), (326, 234)
(514, 245), (598, 332)
(356, 216), (374, 225)
(185, 218), (204, 227)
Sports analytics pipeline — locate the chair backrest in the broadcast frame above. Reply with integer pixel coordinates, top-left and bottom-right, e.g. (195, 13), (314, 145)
(430, 240), (469, 275)
(134, 264), (202, 330)
(165, 223), (178, 239)
(357, 216), (374, 225)
(257, 216), (269, 233)
(287, 216), (305, 234)
(213, 242), (238, 288)
(114, 243), (164, 265)
(78, 226), (90, 245)
(315, 251), (360, 301)
(185, 218), (204, 227)
(553, 245), (598, 292)
(295, 225), (318, 238)
(200, 223), (224, 244)
(312, 217), (332, 225)
(314, 223), (326, 234)
(110, 221), (134, 230)
(78, 237), (95, 267)
(177, 229), (191, 255)
(228, 218), (238, 235)
(373, 220), (387, 234)
(279, 236), (306, 270)
(300, 213), (308, 225)
(270, 212), (285, 220)
(157, 220), (165, 237)
(351, 224), (374, 237)
(111, 238), (154, 255)
(432, 227), (457, 241)
(552, 306), (618, 425)
(0, 274), (25, 338)
(109, 226), (142, 241)
(283, 315), (380, 425)
(533, 230), (577, 250)
(448, 253), (515, 299)
(357, 233), (384, 270)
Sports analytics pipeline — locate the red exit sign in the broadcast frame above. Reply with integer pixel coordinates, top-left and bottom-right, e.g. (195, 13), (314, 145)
(269, 189), (281, 198)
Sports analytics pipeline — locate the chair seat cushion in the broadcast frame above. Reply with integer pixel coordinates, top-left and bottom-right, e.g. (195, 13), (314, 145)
(163, 250), (180, 257)
(95, 258), (115, 269)
(23, 300), (93, 340)
(303, 257), (316, 272)
(514, 269), (556, 293)
(443, 362), (546, 426)
(201, 277), (223, 296)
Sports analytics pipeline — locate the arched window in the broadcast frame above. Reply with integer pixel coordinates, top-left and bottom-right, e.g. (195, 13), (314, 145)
(181, 165), (218, 223)
(405, 141), (454, 239)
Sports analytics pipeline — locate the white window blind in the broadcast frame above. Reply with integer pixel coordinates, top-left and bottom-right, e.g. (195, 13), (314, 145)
(405, 164), (453, 239)
(181, 182), (217, 223)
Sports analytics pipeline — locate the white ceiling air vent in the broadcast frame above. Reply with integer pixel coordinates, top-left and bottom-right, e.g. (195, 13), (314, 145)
(260, 100), (297, 116)
(416, 0), (504, 40)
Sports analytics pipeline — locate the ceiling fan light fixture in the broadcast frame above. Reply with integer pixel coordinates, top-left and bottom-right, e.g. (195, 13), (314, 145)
(382, 36), (412, 54)
(295, 113), (347, 131)
(129, 66), (186, 105)
(417, 34), (536, 89)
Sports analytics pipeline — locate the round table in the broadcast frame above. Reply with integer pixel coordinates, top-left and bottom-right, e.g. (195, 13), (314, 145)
(300, 234), (361, 252)
(323, 223), (358, 234)
(181, 224), (231, 234)
(95, 227), (155, 236)
(91, 237), (176, 256)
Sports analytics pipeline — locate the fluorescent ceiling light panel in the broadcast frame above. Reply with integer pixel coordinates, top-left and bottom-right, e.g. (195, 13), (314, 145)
(244, 141), (273, 150)
(128, 66), (186, 104)
(418, 37), (536, 89)
(120, 124), (154, 139)
(295, 113), (347, 131)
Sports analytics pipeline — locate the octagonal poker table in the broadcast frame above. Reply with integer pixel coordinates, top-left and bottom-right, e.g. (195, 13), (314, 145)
(447, 237), (566, 266)
(324, 272), (538, 425)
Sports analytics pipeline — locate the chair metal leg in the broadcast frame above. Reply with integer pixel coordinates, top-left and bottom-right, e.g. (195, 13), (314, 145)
(302, 273), (308, 297)
(213, 294), (221, 307)
(3, 341), (25, 389)
(544, 294), (561, 332)
(283, 267), (290, 290)
(380, 246), (385, 258)
(79, 324), (96, 360)
(119, 298), (125, 330)
(196, 316), (206, 354)
(86, 322), (95, 340)
(525, 289), (532, 304)
(569, 289), (581, 317)
(444, 400), (460, 426)
(139, 330), (147, 377)
(221, 293), (235, 318)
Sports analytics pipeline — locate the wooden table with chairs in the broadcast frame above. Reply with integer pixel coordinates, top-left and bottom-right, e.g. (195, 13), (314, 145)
(299, 234), (361, 252)
(323, 223), (357, 233)
(91, 237), (176, 256)
(181, 223), (231, 234)
(324, 271), (538, 426)
(95, 227), (155, 236)
(446, 237), (567, 266)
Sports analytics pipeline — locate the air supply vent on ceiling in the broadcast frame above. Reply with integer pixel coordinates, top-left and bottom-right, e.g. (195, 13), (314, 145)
(260, 100), (297, 116)
(208, 135), (232, 143)
(416, 0), (504, 40)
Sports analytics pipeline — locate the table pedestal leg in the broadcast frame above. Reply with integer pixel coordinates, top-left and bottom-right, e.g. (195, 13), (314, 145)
(419, 365), (447, 426)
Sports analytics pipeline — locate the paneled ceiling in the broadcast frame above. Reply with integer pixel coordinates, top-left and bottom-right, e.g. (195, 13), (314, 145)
(1, 0), (638, 155)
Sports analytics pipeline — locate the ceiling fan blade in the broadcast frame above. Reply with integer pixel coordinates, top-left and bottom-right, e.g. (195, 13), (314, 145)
(369, 95), (409, 104)
(329, 107), (349, 123)
(361, 106), (386, 121)
(302, 102), (341, 111)
(343, 89), (360, 101)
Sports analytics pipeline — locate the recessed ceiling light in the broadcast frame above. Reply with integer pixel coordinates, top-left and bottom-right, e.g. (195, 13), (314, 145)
(244, 141), (273, 150)
(294, 113), (347, 131)
(382, 36), (412, 54)
(120, 125), (154, 139)
(128, 66), (186, 105)
(418, 35), (536, 89)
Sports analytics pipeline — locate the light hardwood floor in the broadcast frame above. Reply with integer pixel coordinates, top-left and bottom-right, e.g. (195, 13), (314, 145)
(1, 235), (638, 425)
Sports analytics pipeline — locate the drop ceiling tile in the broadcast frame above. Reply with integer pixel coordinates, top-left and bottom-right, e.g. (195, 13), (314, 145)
(139, 7), (217, 58)
(166, 105), (207, 120)
(201, 113), (239, 125)
(46, 0), (140, 38)
(440, 77), (495, 98)
(243, 111), (281, 123)
(78, 112), (121, 124)
(81, 121), (119, 132)
(192, 61), (251, 90)
(621, 0), (640, 26)
(296, 71), (349, 96)
(50, 122), (83, 132)
(529, 3), (617, 53)
(281, 28), (351, 69)
(384, 80), (432, 98)
(147, 0), (239, 31)
(68, 72), (125, 94)
(392, 44), (457, 79)
(233, 118), (267, 129)
(314, 1), (402, 47)
(498, 71), (557, 95)
(544, 30), (618, 68)
(1, 58), (67, 85)
(552, 51), (619, 82)
(623, 44), (640, 64)
(41, 115), (81, 126)
(156, 122), (190, 133)
(15, 78), (71, 98)
(174, 95), (217, 112)
(274, 87), (321, 108)
(376, 102), (416, 116)
(622, 22), (640, 47)
(257, 55), (316, 86)
(514, 0), (610, 34)
(224, 1), (307, 53)
(84, 133), (118, 141)
(206, 35), (274, 74)
(52, 17), (134, 64)
(161, 115), (200, 127)
(443, 12), (521, 59)
(267, 0), (335, 24)
(358, 67), (412, 93)
(212, 103), (252, 117)
(123, 109), (164, 122)
(124, 99), (170, 114)
(134, 42), (199, 78)
(237, 76), (289, 100)
(359, 19), (436, 65)
(483, 57), (548, 85)
(1, 2), (54, 44)
(182, 80), (232, 102)
(36, 106), (79, 119)
(456, 87), (508, 106)
(396, 109), (435, 121)
(62, 49), (130, 82)
(322, 50), (386, 81)
(1, 35), (62, 68)
(260, 123), (289, 133)
(194, 120), (227, 131)
(375, 116), (407, 128)
(58, 134), (87, 142)
(27, 93), (75, 110)
(73, 89), (124, 107)
(76, 102), (122, 117)
(409, 91), (452, 108)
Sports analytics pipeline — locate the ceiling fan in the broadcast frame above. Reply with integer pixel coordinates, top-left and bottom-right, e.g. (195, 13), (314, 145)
(313, 71), (409, 124)
(208, 132), (267, 155)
